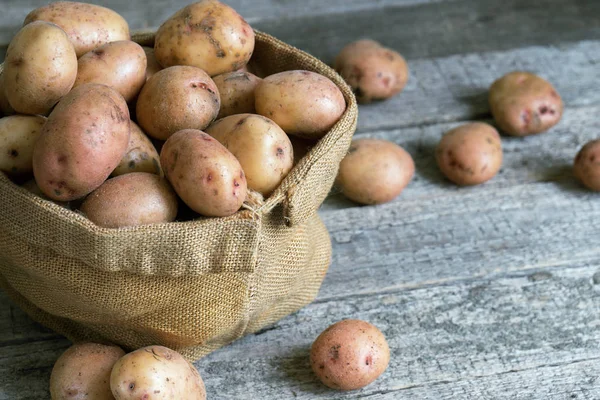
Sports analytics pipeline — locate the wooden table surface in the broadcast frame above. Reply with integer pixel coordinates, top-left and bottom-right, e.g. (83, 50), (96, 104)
(2, 1), (600, 399)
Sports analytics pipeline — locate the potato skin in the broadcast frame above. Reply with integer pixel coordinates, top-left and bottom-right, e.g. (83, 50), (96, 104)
(160, 129), (247, 217)
(335, 39), (409, 104)
(0, 72), (15, 117)
(255, 70), (346, 140)
(49, 343), (125, 400)
(336, 138), (414, 205)
(143, 47), (162, 81)
(22, 179), (70, 208)
(33, 83), (130, 201)
(4, 21), (77, 115)
(74, 41), (147, 103)
(574, 139), (600, 191)
(206, 114), (293, 195)
(310, 320), (390, 391)
(489, 71), (563, 136)
(154, 0), (255, 76)
(136, 66), (220, 141)
(435, 122), (503, 186)
(0, 115), (46, 178)
(110, 345), (206, 400)
(112, 121), (162, 177)
(24, 1), (130, 58)
(213, 71), (262, 119)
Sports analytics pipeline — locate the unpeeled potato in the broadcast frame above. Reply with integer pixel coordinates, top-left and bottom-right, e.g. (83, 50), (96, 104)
(0, 115), (46, 178)
(112, 121), (162, 177)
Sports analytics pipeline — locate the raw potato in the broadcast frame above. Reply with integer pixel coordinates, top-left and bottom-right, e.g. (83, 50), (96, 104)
(213, 71), (262, 119)
(154, 0), (255, 76)
(574, 139), (600, 191)
(24, 1), (130, 57)
(335, 39), (409, 103)
(74, 41), (147, 103)
(143, 47), (162, 81)
(22, 179), (70, 208)
(49, 342), (125, 400)
(336, 138), (414, 205)
(112, 121), (162, 177)
(489, 71), (563, 136)
(0, 72), (15, 117)
(310, 320), (390, 391)
(206, 114), (293, 195)
(0, 115), (46, 178)
(81, 172), (177, 228)
(160, 129), (247, 217)
(136, 66), (220, 140)
(4, 21), (77, 115)
(255, 70), (346, 140)
(436, 122), (503, 186)
(110, 345), (206, 400)
(33, 83), (130, 201)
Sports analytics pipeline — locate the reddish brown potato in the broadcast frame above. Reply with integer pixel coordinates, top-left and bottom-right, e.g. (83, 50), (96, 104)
(160, 129), (247, 217)
(436, 122), (503, 186)
(22, 179), (70, 208)
(112, 121), (162, 177)
(336, 138), (414, 205)
(335, 39), (409, 104)
(574, 139), (600, 191)
(0, 115), (46, 178)
(310, 320), (390, 391)
(143, 46), (162, 81)
(489, 71), (563, 136)
(213, 71), (262, 119)
(136, 66), (220, 141)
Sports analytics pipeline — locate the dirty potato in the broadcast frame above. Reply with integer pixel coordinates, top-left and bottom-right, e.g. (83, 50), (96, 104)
(0, 115), (46, 178)
(112, 121), (162, 177)
(0, 72), (15, 117)
(574, 139), (600, 191)
(22, 179), (70, 208)
(213, 71), (262, 119)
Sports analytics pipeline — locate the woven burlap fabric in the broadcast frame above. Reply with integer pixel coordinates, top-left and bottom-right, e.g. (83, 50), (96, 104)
(0, 30), (357, 360)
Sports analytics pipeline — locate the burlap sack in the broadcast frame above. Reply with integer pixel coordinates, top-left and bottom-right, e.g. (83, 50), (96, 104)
(0, 31), (357, 360)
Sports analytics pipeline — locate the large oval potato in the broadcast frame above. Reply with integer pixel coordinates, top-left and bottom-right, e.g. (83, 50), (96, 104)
(0, 72), (15, 117)
(143, 47), (162, 81)
(255, 70), (346, 140)
(154, 0), (255, 76)
(0, 115), (46, 178)
(160, 129), (247, 217)
(4, 21), (77, 115)
(213, 71), (262, 119)
(33, 84), (130, 201)
(112, 121), (162, 177)
(136, 66), (220, 140)
(74, 41), (147, 103)
(110, 345), (206, 400)
(206, 114), (293, 195)
(24, 1), (130, 57)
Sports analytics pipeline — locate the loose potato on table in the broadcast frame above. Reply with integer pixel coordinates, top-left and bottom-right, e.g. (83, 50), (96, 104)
(336, 138), (414, 205)
(213, 71), (262, 119)
(112, 121), (162, 177)
(0, 115), (46, 178)
(489, 71), (563, 136)
(143, 46), (162, 81)
(574, 139), (600, 191)
(335, 39), (409, 104)
(436, 122), (503, 186)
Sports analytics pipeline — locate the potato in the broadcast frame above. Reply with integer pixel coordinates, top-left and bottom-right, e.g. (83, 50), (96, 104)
(143, 47), (162, 81)
(335, 39), (409, 104)
(213, 71), (262, 119)
(436, 122), (503, 186)
(0, 72), (15, 117)
(49, 342), (125, 400)
(110, 345), (206, 400)
(74, 41), (147, 103)
(4, 21), (77, 115)
(574, 139), (600, 191)
(206, 114), (293, 195)
(310, 320), (390, 391)
(33, 83), (130, 201)
(336, 138), (414, 205)
(160, 129), (247, 217)
(136, 66), (220, 141)
(24, 1), (130, 58)
(255, 70), (346, 140)
(0, 115), (46, 178)
(112, 121), (162, 177)
(154, 0), (255, 76)
(22, 179), (70, 208)
(489, 71), (563, 136)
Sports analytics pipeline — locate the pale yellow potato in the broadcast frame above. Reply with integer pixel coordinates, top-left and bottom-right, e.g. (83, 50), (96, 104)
(24, 1), (130, 57)
(143, 46), (162, 81)
(206, 114), (293, 195)
(574, 139), (600, 191)
(112, 121), (162, 177)
(0, 115), (46, 178)
(4, 21), (77, 115)
(0, 72), (15, 117)
(213, 71), (262, 119)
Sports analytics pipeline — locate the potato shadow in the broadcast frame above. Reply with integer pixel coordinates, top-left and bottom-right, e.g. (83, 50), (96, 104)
(411, 141), (450, 186)
(540, 162), (590, 194)
(278, 345), (338, 397)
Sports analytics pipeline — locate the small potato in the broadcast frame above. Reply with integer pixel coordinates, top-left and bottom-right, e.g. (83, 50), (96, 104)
(112, 121), (162, 177)
(136, 66), (220, 141)
(74, 41), (147, 103)
(0, 72), (15, 117)
(489, 71), (563, 136)
(336, 138), (414, 205)
(110, 345), (206, 400)
(154, 0), (255, 76)
(436, 122), (503, 186)
(49, 342), (125, 400)
(255, 70), (346, 140)
(574, 139), (600, 191)
(206, 114), (293, 195)
(213, 71), (262, 119)
(143, 47), (162, 81)
(0, 115), (46, 178)
(22, 179), (70, 208)
(335, 39), (409, 104)
(24, 1), (130, 57)
(310, 320), (390, 391)
(4, 21), (77, 115)
(160, 129), (247, 217)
